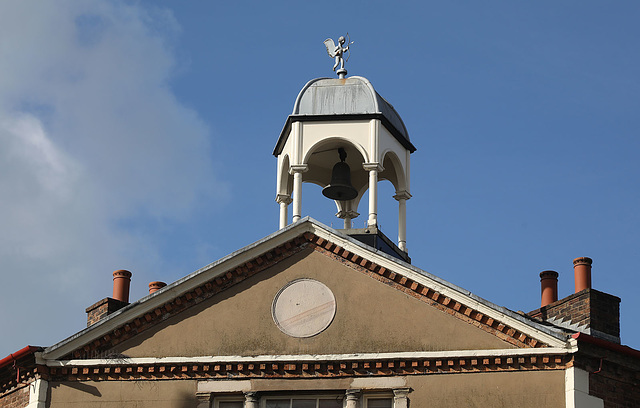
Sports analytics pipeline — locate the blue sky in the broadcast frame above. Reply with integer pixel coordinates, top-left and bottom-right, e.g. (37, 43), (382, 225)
(1, 1), (639, 354)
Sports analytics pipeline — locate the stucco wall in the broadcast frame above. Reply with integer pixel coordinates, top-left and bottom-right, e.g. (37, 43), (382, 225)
(406, 370), (565, 407)
(113, 248), (514, 358)
(48, 370), (565, 407)
(47, 380), (198, 407)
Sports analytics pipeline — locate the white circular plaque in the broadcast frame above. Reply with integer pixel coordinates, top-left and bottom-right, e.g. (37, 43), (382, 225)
(272, 279), (336, 338)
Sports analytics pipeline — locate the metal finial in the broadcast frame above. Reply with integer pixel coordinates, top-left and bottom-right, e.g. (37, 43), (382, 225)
(323, 33), (354, 79)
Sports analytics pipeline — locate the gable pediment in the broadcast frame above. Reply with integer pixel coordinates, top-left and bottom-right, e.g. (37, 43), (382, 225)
(43, 220), (568, 362)
(108, 248), (518, 358)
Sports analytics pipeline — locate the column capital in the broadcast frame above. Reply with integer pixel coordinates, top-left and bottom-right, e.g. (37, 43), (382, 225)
(196, 391), (212, 400)
(244, 391), (260, 403)
(195, 391), (213, 407)
(275, 194), (293, 204)
(289, 164), (309, 174)
(393, 388), (411, 398)
(393, 387), (411, 408)
(362, 162), (383, 172)
(345, 389), (361, 400)
(393, 190), (412, 201)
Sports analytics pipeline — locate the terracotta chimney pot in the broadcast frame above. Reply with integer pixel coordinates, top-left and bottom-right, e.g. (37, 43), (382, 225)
(573, 257), (593, 293)
(112, 270), (132, 303)
(149, 281), (167, 294)
(539, 270), (559, 307)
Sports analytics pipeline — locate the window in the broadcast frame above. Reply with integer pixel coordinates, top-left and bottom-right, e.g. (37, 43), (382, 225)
(263, 397), (343, 408)
(365, 398), (392, 408)
(262, 396), (393, 408)
(208, 392), (397, 408)
(214, 399), (244, 408)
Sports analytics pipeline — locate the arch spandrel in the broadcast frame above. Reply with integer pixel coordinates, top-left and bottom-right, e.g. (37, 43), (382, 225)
(276, 154), (293, 196)
(300, 121), (371, 165)
(380, 150), (408, 193)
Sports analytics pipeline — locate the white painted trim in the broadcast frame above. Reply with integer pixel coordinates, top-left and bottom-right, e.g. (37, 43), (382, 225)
(198, 380), (253, 393)
(350, 377), (407, 389)
(565, 367), (603, 408)
(27, 379), (48, 408)
(45, 347), (572, 367)
(197, 377), (408, 395)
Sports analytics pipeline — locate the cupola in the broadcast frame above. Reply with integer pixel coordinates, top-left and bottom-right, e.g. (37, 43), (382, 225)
(274, 49), (416, 255)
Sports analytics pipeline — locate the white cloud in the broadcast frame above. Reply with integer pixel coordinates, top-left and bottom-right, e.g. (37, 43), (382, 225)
(0, 0), (225, 352)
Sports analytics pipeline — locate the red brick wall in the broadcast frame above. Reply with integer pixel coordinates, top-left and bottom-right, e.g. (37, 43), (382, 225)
(574, 340), (640, 408)
(590, 372), (640, 408)
(589, 291), (620, 339)
(0, 385), (29, 408)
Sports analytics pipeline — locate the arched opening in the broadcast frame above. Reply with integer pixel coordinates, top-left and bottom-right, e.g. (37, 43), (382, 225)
(300, 138), (368, 227)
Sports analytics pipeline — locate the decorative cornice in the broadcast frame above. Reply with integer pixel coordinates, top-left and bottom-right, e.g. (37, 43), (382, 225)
(274, 114), (417, 157)
(46, 347), (575, 367)
(0, 365), (46, 398)
(45, 353), (572, 382)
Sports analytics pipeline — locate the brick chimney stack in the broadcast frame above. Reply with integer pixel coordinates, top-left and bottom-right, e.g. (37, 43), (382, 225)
(573, 257), (592, 293)
(86, 270), (133, 327)
(528, 257), (621, 343)
(539, 270), (559, 307)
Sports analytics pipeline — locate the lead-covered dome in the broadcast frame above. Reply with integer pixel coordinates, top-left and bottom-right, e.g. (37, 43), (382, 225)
(274, 76), (415, 155)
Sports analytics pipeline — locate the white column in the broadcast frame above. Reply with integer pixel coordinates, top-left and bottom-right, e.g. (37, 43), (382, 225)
(565, 367), (603, 408)
(394, 191), (411, 252)
(27, 379), (48, 408)
(276, 194), (292, 229)
(344, 216), (352, 229)
(368, 169), (377, 227)
(244, 391), (259, 408)
(363, 163), (381, 227)
(290, 165), (308, 223)
(345, 389), (360, 408)
(393, 388), (411, 408)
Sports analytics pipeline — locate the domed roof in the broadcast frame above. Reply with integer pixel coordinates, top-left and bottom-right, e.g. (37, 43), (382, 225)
(274, 76), (416, 155)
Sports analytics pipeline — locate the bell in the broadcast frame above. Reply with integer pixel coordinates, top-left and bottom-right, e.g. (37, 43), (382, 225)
(322, 148), (358, 201)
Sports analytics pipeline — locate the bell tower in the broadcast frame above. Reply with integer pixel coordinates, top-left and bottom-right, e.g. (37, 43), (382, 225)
(274, 75), (416, 253)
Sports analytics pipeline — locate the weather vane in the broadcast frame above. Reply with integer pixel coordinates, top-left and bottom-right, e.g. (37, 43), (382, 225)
(324, 33), (354, 79)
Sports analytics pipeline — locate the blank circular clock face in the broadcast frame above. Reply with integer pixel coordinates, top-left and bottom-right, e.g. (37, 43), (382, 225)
(272, 279), (337, 338)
